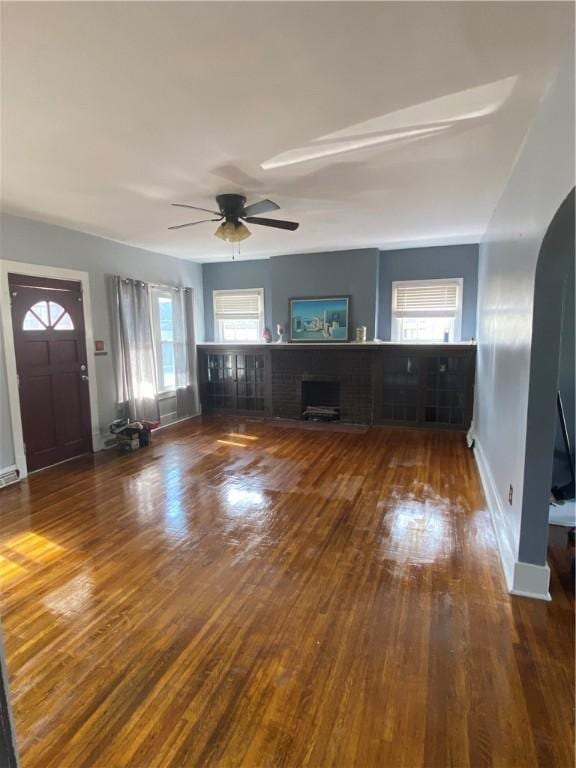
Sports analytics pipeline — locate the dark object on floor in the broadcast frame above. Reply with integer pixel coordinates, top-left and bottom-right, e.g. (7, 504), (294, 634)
(551, 391), (575, 501)
(109, 419), (155, 452)
(139, 421), (157, 447)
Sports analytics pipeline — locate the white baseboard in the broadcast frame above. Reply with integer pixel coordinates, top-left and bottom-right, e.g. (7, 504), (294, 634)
(473, 439), (516, 590)
(473, 439), (551, 601)
(155, 413), (200, 432)
(511, 561), (551, 601)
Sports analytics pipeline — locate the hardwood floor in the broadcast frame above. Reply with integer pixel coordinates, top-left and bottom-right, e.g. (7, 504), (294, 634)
(0, 417), (573, 767)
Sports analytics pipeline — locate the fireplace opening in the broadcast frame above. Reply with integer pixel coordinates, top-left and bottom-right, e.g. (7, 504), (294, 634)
(301, 379), (340, 421)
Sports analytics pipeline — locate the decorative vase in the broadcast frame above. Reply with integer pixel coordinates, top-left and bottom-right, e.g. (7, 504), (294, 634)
(276, 324), (285, 343)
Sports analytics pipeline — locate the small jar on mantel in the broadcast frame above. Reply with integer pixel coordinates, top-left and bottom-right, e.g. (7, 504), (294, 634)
(355, 326), (367, 343)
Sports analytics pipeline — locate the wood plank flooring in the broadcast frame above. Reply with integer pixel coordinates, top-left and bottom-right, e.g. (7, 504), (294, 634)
(0, 417), (573, 767)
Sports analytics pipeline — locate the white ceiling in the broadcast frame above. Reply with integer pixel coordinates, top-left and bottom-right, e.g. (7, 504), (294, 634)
(1, 2), (573, 262)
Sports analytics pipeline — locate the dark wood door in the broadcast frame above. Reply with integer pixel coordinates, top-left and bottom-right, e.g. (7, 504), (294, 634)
(9, 274), (92, 471)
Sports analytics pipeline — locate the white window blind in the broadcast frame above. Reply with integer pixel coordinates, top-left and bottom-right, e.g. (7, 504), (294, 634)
(213, 289), (262, 319)
(391, 278), (463, 342)
(393, 281), (460, 317)
(213, 289), (264, 342)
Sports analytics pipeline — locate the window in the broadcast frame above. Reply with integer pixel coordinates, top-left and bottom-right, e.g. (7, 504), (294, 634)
(213, 288), (264, 342)
(391, 279), (463, 343)
(23, 301), (74, 331)
(151, 288), (176, 391)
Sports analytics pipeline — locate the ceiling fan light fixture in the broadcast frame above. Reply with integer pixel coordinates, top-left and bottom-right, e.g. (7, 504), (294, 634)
(214, 221), (252, 242)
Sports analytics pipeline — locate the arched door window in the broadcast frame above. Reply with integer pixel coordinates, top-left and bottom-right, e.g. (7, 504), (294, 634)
(23, 301), (74, 331)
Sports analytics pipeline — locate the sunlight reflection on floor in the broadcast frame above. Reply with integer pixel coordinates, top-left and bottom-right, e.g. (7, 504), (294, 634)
(380, 496), (455, 565)
(5, 532), (67, 563)
(0, 554), (27, 584)
(43, 571), (94, 619)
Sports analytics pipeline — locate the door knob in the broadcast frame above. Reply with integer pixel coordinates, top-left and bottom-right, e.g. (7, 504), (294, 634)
(81, 374), (89, 382)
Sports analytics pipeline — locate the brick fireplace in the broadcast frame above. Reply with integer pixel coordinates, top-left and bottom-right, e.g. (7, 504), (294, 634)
(301, 376), (340, 420)
(270, 349), (373, 423)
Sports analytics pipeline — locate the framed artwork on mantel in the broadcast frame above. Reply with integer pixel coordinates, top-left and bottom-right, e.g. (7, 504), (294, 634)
(289, 296), (351, 342)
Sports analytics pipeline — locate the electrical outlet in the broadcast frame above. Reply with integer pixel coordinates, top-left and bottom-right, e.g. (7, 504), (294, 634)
(508, 484), (513, 505)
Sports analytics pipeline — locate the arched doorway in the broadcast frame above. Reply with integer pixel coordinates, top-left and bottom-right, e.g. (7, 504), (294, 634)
(518, 188), (575, 585)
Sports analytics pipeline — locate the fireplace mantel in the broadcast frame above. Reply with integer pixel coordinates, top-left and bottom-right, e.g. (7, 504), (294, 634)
(198, 342), (475, 351)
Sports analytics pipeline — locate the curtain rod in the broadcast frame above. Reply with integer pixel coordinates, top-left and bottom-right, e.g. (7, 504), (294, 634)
(150, 282), (193, 293)
(118, 276), (192, 293)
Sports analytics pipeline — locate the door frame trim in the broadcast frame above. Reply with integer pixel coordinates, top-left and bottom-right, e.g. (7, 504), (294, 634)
(0, 260), (101, 480)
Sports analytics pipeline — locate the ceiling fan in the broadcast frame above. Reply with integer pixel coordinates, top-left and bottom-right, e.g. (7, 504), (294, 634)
(168, 193), (299, 242)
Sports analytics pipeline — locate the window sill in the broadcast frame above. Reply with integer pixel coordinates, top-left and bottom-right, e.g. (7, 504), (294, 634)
(391, 340), (459, 344)
(158, 390), (176, 401)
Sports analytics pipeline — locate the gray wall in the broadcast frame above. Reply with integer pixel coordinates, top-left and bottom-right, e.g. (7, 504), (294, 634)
(270, 249), (379, 340)
(203, 248), (380, 341)
(0, 214), (204, 469)
(377, 244), (479, 341)
(474, 46), (575, 573)
(519, 189), (574, 567)
(203, 246), (479, 344)
(203, 259), (272, 341)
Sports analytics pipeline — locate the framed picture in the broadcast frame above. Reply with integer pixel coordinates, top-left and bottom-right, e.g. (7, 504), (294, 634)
(289, 296), (350, 343)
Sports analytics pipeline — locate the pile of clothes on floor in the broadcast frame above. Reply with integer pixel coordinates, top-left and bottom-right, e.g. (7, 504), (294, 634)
(109, 419), (157, 452)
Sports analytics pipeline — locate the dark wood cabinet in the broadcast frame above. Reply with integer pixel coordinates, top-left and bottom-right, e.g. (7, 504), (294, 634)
(200, 350), (271, 415)
(373, 347), (475, 428)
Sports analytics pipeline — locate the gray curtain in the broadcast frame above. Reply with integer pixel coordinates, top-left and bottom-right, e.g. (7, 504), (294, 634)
(172, 287), (188, 391)
(115, 277), (160, 423)
(176, 288), (200, 418)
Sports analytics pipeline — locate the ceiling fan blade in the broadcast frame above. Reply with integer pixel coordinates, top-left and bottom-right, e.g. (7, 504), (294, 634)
(168, 218), (221, 230)
(171, 203), (221, 215)
(242, 199), (280, 217)
(244, 216), (299, 231)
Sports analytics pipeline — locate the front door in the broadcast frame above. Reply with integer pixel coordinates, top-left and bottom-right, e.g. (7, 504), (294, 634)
(9, 274), (92, 472)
